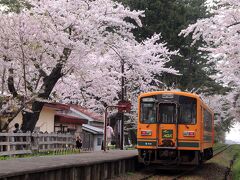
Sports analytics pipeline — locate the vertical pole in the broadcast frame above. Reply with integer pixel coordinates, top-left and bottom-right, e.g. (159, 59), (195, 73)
(104, 107), (108, 151)
(120, 59), (124, 150)
(120, 113), (124, 150)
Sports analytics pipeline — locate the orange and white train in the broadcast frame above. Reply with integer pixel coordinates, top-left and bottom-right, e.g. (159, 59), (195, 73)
(137, 91), (214, 166)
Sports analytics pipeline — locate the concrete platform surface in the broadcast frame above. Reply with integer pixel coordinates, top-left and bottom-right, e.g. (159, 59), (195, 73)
(0, 150), (137, 177)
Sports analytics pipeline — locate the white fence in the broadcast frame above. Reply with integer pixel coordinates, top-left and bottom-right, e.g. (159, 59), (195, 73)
(0, 133), (76, 156)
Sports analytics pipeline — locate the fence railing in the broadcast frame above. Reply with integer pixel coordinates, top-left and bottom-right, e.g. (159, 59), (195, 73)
(0, 133), (79, 156)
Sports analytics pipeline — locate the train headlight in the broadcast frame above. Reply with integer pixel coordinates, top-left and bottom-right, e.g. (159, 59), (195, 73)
(141, 130), (152, 136)
(183, 131), (195, 137)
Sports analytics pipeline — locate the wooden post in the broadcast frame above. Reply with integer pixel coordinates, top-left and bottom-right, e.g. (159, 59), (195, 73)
(104, 107), (108, 151)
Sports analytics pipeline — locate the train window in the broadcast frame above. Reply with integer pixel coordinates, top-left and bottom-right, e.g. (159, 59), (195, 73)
(140, 102), (157, 124)
(204, 109), (212, 131)
(178, 96), (197, 124)
(159, 103), (176, 124)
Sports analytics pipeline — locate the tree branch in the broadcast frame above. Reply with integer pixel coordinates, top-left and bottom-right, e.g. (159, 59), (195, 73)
(7, 68), (18, 98)
(1, 67), (6, 94)
(31, 57), (47, 78)
(227, 21), (240, 28)
(2, 104), (25, 131)
(39, 48), (72, 98)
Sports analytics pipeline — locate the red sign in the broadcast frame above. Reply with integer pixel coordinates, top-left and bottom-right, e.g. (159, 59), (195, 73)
(141, 130), (152, 136)
(183, 131), (195, 137)
(117, 101), (131, 113)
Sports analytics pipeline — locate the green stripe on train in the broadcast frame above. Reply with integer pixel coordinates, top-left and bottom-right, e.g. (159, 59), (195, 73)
(178, 142), (199, 147)
(138, 141), (199, 147)
(138, 141), (157, 146)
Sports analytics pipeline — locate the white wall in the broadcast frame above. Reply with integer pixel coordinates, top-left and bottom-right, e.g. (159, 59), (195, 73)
(93, 134), (103, 151)
(9, 106), (56, 133)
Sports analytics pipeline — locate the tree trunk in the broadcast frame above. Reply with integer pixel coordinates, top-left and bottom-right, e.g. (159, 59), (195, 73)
(21, 63), (64, 132)
(21, 101), (44, 132)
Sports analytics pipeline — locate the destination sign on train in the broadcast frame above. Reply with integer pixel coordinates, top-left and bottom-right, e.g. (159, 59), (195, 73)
(162, 94), (174, 99)
(141, 97), (156, 102)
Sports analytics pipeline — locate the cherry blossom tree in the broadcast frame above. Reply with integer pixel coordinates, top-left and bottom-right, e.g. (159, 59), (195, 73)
(181, 0), (240, 82)
(180, 0), (240, 123)
(201, 92), (239, 142)
(56, 34), (177, 111)
(0, 0), (177, 132)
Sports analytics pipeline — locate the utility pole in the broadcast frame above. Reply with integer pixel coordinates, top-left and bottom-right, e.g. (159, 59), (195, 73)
(103, 102), (131, 151)
(102, 55), (131, 151)
(120, 58), (125, 150)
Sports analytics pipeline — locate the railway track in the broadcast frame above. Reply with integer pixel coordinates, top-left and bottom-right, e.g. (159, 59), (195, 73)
(213, 145), (230, 157)
(213, 145), (227, 152)
(170, 167), (198, 180)
(138, 145), (232, 180)
(138, 167), (198, 180)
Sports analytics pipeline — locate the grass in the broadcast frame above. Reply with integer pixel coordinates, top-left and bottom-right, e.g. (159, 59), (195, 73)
(0, 156), (9, 160)
(233, 157), (240, 180)
(1, 145), (136, 160)
(230, 145), (240, 180)
(211, 144), (237, 164)
(213, 142), (225, 150)
(210, 144), (240, 179)
(107, 144), (136, 150)
(0, 149), (82, 160)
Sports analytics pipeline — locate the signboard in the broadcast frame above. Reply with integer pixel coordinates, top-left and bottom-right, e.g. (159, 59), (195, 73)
(138, 141), (157, 146)
(162, 94), (174, 99)
(117, 101), (131, 113)
(162, 129), (173, 139)
(141, 97), (156, 102)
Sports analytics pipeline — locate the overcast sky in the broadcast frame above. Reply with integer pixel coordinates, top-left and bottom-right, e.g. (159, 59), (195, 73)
(225, 122), (240, 143)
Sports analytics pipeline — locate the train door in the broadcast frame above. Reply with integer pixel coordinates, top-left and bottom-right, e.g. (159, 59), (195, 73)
(158, 103), (178, 148)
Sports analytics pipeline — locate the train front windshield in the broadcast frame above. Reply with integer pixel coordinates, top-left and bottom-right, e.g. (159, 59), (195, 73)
(159, 103), (176, 124)
(140, 97), (157, 124)
(140, 95), (197, 124)
(178, 96), (197, 124)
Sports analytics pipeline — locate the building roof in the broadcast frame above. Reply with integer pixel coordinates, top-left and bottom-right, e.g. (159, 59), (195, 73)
(82, 124), (103, 135)
(68, 104), (103, 122)
(44, 103), (103, 124)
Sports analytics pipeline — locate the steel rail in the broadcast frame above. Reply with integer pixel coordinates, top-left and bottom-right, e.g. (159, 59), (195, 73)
(213, 145), (231, 157)
(170, 145), (232, 180)
(213, 145), (228, 153)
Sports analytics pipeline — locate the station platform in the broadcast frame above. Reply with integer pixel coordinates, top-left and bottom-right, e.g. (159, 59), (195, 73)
(0, 150), (138, 180)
